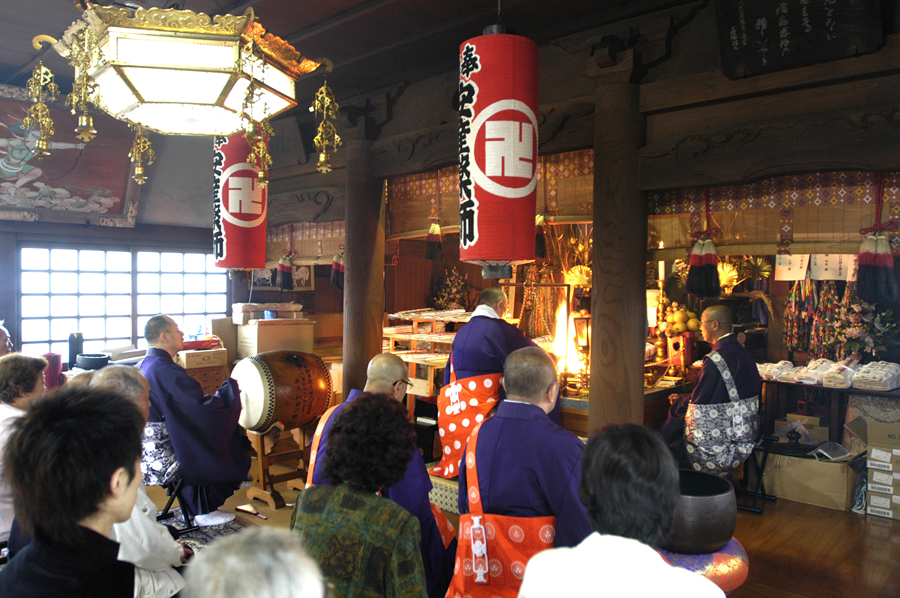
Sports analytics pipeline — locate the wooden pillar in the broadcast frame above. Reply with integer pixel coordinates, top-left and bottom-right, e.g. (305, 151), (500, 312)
(0, 233), (16, 345)
(589, 55), (647, 431)
(343, 138), (385, 396)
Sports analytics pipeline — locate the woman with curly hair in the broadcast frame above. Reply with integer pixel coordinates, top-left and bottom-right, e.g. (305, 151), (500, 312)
(291, 392), (427, 598)
(0, 353), (47, 542)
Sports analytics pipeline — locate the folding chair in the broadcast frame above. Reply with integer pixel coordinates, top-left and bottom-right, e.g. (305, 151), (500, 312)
(156, 477), (199, 535)
(736, 434), (778, 513)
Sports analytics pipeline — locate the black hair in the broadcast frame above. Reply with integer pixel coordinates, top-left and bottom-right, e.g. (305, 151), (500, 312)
(322, 393), (415, 493)
(579, 424), (679, 547)
(3, 385), (143, 546)
(144, 314), (173, 344)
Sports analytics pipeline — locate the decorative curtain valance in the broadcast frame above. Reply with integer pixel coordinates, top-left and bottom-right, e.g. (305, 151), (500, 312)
(265, 221), (345, 266)
(386, 149), (595, 237)
(648, 171), (900, 258)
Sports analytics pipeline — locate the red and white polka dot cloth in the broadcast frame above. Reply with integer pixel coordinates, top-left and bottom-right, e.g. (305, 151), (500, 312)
(429, 366), (502, 479)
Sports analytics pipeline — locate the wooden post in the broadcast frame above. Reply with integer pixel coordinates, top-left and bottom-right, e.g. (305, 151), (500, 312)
(589, 54), (648, 430)
(343, 139), (385, 396)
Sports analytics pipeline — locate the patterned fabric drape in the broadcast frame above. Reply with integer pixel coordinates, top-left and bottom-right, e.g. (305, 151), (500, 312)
(649, 172), (900, 255)
(386, 150), (595, 235)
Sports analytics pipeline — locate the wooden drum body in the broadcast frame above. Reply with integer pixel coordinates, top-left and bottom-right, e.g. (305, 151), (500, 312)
(232, 350), (332, 433)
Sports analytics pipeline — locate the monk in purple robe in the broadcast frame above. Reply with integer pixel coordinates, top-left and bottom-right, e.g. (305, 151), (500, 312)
(310, 353), (454, 598)
(457, 348), (592, 548)
(139, 315), (249, 527)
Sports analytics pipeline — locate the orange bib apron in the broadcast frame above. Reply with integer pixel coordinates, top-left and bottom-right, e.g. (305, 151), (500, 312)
(445, 421), (556, 598)
(430, 359), (502, 479)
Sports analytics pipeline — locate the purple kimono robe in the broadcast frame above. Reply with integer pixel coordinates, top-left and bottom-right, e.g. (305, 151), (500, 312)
(458, 401), (592, 549)
(140, 347), (250, 515)
(443, 316), (537, 393)
(311, 389), (455, 598)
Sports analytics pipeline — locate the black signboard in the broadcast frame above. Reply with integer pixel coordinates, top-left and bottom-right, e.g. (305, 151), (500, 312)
(715, 0), (883, 79)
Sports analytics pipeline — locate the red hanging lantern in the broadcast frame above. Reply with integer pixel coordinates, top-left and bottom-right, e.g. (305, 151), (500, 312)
(458, 32), (539, 266)
(213, 132), (267, 270)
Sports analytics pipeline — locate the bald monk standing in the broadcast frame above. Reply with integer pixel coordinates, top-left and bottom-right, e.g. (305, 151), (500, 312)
(308, 353), (455, 598)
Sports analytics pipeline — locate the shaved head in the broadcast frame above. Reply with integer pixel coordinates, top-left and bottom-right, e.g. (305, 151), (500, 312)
(364, 353), (410, 401)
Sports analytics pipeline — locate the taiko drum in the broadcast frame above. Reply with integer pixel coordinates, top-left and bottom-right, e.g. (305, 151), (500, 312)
(231, 350), (332, 433)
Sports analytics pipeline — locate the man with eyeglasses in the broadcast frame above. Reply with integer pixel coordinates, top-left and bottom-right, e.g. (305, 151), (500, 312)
(660, 305), (761, 477)
(307, 352), (455, 598)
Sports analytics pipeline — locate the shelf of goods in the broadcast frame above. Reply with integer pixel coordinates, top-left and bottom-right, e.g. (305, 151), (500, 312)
(386, 309), (473, 417)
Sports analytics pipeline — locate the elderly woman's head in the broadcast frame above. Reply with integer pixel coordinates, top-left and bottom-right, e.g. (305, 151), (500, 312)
(322, 392), (415, 493)
(0, 354), (47, 409)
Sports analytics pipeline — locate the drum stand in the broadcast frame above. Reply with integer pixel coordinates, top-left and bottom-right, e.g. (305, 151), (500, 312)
(246, 425), (311, 509)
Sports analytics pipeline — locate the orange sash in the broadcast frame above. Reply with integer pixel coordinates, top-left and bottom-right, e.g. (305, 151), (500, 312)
(445, 422), (556, 598)
(306, 404), (341, 488)
(430, 361), (501, 479)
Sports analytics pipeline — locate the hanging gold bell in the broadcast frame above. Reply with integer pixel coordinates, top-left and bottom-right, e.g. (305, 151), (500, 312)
(244, 121), (261, 145)
(34, 137), (51, 158)
(74, 113), (96, 142)
(316, 152), (332, 174)
(133, 164), (147, 185)
(256, 169), (268, 187)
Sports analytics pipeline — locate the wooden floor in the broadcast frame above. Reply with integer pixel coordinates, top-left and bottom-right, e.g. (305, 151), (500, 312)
(149, 484), (900, 597)
(732, 499), (900, 598)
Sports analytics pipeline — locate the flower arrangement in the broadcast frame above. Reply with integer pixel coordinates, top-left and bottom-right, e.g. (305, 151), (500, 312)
(432, 267), (468, 310)
(828, 294), (897, 359)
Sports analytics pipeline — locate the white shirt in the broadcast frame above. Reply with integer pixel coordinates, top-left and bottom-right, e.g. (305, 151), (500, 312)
(111, 484), (185, 598)
(518, 532), (725, 598)
(0, 402), (24, 542)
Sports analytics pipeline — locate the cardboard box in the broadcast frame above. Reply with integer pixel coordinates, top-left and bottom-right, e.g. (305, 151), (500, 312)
(868, 469), (899, 495)
(763, 453), (861, 511)
(236, 320), (314, 359)
(867, 489), (900, 520)
(175, 348), (228, 369)
(787, 412), (829, 427)
(775, 419), (830, 444)
(210, 318), (238, 365)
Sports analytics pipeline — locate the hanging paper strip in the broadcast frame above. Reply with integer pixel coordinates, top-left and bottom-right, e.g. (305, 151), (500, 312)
(213, 132), (267, 270)
(458, 33), (539, 266)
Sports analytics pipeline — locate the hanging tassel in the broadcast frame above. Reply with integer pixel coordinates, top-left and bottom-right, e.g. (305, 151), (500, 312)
(857, 234), (878, 304)
(874, 234), (898, 304)
(685, 238), (705, 297)
(331, 252), (343, 290)
(535, 213), (547, 259)
(703, 238), (721, 298)
(425, 221), (443, 261)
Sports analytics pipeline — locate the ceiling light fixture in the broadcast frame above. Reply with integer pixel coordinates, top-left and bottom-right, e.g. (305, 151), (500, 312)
(30, 1), (328, 182)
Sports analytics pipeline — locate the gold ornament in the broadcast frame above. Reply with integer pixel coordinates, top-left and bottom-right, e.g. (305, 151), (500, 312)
(310, 80), (341, 173)
(128, 125), (155, 185)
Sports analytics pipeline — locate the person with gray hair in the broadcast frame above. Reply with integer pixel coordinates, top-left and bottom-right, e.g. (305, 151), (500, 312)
(91, 365), (192, 598)
(184, 528), (325, 598)
(447, 347), (591, 598)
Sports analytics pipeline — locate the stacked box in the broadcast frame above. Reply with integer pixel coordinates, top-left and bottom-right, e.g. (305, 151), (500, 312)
(866, 421), (900, 520)
(175, 348), (228, 369)
(185, 365), (228, 395)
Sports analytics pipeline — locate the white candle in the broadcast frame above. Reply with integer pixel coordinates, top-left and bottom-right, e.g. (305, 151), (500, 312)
(659, 260), (666, 281)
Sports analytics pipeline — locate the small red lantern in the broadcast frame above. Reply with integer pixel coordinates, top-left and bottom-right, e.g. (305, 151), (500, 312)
(458, 33), (539, 266)
(213, 132), (267, 270)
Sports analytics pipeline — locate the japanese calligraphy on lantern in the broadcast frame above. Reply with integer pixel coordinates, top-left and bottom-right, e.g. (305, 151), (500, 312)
(457, 34), (539, 266)
(213, 132), (267, 270)
(714, 0), (882, 79)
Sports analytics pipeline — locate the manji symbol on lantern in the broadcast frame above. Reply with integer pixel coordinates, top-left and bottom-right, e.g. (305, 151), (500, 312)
(213, 132), (267, 271)
(458, 32), (539, 268)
